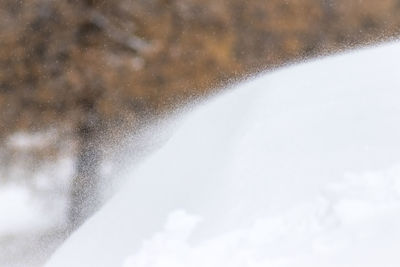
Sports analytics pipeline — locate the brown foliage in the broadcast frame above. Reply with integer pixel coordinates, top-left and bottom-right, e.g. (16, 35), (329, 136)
(1, 0), (400, 136)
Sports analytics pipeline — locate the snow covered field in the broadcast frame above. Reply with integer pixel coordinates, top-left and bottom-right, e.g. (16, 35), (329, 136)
(0, 153), (73, 267)
(46, 42), (400, 267)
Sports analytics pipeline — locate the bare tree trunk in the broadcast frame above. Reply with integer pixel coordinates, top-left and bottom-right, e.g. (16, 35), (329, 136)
(68, 115), (102, 230)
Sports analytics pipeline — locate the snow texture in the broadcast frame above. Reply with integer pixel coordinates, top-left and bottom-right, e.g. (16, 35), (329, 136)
(0, 185), (45, 235)
(0, 157), (73, 236)
(46, 41), (400, 267)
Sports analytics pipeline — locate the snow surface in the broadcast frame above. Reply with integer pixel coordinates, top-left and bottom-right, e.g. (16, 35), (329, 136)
(0, 184), (45, 235)
(46, 42), (400, 267)
(0, 157), (73, 236)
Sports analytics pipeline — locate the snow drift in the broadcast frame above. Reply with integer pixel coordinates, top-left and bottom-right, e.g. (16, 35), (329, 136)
(46, 42), (400, 267)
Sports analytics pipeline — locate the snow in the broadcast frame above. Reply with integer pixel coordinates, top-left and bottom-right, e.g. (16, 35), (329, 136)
(7, 131), (57, 150)
(45, 41), (400, 267)
(0, 157), (73, 235)
(0, 184), (45, 235)
(123, 166), (400, 267)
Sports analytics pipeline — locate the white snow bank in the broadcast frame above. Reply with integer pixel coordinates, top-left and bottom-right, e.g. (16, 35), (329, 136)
(0, 157), (73, 237)
(124, 165), (400, 267)
(46, 41), (400, 267)
(0, 184), (45, 235)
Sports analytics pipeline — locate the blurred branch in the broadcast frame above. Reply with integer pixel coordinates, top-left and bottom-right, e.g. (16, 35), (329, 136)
(87, 9), (151, 53)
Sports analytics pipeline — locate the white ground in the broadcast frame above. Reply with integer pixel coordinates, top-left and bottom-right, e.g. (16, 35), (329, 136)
(0, 133), (73, 267)
(46, 41), (400, 267)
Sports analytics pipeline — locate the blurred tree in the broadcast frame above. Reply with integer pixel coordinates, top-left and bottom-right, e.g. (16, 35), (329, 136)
(1, 0), (400, 229)
(0, 0), (156, 228)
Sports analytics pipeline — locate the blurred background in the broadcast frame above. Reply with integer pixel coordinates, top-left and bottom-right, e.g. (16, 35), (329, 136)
(0, 0), (399, 266)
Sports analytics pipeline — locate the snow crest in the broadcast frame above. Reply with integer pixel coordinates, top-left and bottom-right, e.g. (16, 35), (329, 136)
(45, 42), (400, 267)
